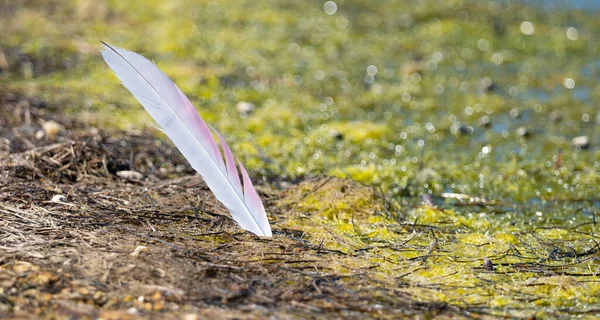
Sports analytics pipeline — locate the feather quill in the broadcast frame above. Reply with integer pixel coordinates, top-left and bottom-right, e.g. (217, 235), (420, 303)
(100, 42), (272, 237)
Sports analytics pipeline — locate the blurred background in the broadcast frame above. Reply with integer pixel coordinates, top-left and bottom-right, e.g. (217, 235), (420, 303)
(1, 0), (598, 211)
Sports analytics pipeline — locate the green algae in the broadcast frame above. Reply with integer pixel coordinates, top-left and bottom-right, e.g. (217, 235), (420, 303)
(275, 178), (600, 317)
(1, 0), (600, 317)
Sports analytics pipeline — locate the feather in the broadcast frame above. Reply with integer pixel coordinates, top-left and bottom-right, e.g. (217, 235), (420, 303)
(100, 42), (272, 237)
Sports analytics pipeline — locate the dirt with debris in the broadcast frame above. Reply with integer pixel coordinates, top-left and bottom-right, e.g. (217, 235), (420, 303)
(0, 90), (458, 319)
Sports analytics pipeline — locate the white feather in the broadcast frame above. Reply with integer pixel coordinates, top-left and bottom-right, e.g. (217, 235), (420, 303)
(100, 42), (272, 237)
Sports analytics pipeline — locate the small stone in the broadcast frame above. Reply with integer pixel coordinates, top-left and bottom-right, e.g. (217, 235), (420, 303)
(22, 288), (39, 298)
(330, 130), (343, 140)
(13, 261), (38, 275)
(509, 108), (520, 119)
(93, 291), (107, 305)
(479, 77), (497, 92)
(151, 291), (162, 301)
(450, 122), (472, 136)
(41, 120), (64, 140)
(572, 135), (590, 149)
(236, 101), (255, 116)
(127, 307), (138, 314)
(51, 194), (68, 203)
(129, 246), (148, 257)
(479, 115), (491, 127)
(35, 130), (45, 140)
(549, 111), (563, 123)
(183, 314), (199, 320)
(483, 257), (495, 271)
(32, 271), (58, 286)
(77, 287), (90, 295)
(516, 126), (533, 137)
(152, 268), (166, 278)
(117, 170), (143, 181)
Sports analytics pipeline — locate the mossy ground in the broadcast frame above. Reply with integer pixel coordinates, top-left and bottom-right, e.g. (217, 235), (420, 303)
(1, 0), (599, 318)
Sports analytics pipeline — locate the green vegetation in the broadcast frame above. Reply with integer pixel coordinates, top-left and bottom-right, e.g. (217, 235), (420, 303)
(1, 0), (599, 316)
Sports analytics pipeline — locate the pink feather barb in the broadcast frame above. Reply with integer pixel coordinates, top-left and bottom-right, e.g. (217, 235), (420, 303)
(100, 42), (272, 237)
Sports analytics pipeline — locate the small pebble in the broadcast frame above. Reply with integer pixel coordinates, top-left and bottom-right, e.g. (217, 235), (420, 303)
(35, 130), (45, 140)
(51, 194), (68, 203)
(183, 314), (199, 320)
(117, 170), (143, 181)
(483, 257), (495, 271)
(516, 126), (533, 137)
(479, 77), (497, 92)
(236, 101), (255, 116)
(549, 111), (563, 123)
(330, 130), (344, 140)
(93, 291), (107, 304)
(42, 120), (64, 140)
(479, 115), (491, 127)
(130, 246), (148, 257)
(77, 287), (90, 295)
(450, 122), (473, 136)
(509, 108), (520, 119)
(152, 268), (166, 278)
(572, 135), (589, 149)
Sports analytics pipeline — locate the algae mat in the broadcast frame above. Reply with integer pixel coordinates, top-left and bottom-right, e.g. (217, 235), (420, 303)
(1, 0), (600, 318)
